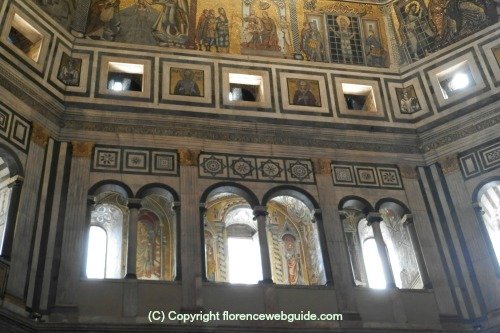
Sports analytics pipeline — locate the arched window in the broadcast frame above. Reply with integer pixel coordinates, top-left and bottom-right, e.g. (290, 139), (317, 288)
(0, 157), (13, 254)
(203, 193), (262, 284)
(341, 197), (425, 289)
(136, 194), (176, 281)
(379, 204), (423, 289)
(267, 196), (326, 286)
(86, 193), (128, 279)
(477, 181), (500, 266)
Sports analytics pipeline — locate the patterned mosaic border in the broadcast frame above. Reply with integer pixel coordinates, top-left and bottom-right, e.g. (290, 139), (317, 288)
(92, 145), (178, 176)
(0, 101), (31, 152)
(331, 161), (403, 189)
(199, 153), (315, 184)
(459, 139), (500, 179)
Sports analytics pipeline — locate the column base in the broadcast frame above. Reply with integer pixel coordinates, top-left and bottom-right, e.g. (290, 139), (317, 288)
(258, 278), (274, 285)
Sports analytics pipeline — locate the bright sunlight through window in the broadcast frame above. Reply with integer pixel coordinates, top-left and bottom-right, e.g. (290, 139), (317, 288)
(227, 237), (262, 284)
(86, 226), (107, 279)
(363, 238), (386, 289)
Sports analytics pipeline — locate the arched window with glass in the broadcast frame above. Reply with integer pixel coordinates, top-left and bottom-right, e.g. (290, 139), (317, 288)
(0, 148), (23, 261)
(340, 197), (429, 289)
(86, 191), (129, 279)
(475, 180), (500, 270)
(266, 195), (327, 286)
(203, 191), (263, 284)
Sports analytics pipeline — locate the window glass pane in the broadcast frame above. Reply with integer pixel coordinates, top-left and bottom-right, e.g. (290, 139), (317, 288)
(363, 238), (386, 289)
(86, 226), (107, 279)
(480, 184), (500, 265)
(227, 237), (262, 284)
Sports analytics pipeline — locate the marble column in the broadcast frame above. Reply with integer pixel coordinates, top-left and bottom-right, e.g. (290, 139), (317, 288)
(55, 142), (94, 307)
(6, 124), (48, 301)
(312, 158), (358, 316)
(173, 201), (182, 281)
(1, 176), (23, 260)
(253, 206), (273, 284)
(125, 199), (141, 279)
(403, 214), (432, 289)
(313, 210), (333, 285)
(437, 154), (500, 313)
(367, 212), (396, 288)
(178, 149), (202, 311)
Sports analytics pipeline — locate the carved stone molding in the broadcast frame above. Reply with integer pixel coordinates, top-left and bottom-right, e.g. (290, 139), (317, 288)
(399, 165), (418, 179)
(178, 149), (200, 167)
(72, 141), (94, 158)
(31, 123), (50, 147)
(311, 158), (332, 175)
(438, 154), (460, 174)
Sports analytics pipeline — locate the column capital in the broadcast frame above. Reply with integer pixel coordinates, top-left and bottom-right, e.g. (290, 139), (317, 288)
(172, 201), (181, 210)
(437, 154), (460, 175)
(367, 212), (383, 225)
(402, 214), (414, 226)
(472, 202), (484, 215)
(199, 203), (207, 213)
(178, 149), (200, 167)
(127, 198), (142, 210)
(87, 195), (96, 207)
(311, 158), (332, 175)
(8, 175), (24, 188)
(399, 165), (418, 179)
(72, 141), (94, 158)
(31, 123), (50, 147)
(253, 206), (268, 218)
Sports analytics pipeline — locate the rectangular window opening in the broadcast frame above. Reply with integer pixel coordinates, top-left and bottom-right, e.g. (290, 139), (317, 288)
(8, 14), (44, 62)
(342, 83), (377, 112)
(107, 62), (144, 92)
(437, 61), (476, 99)
(228, 73), (263, 102)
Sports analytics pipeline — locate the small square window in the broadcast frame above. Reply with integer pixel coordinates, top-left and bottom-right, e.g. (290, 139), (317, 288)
(228, 73), (263, 102)
(7, 14), (44, 62)
(342, 83), (377, 112)
(107, 62), (144, 92)
(437, 61), (476, 100)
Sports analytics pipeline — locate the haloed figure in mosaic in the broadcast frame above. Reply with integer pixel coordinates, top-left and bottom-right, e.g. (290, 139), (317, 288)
(400, 1), (435, 60)
(173, 69), (201, 96)
(331, 16), (355, 63)
(293, 80), (319, 107)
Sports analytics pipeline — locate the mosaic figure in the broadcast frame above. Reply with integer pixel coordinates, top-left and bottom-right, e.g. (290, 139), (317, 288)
(331, 16), (355, 63)
(195, 9), (209, 50)
(202, 10), (217, 51)
(37, 0), (76, 29)
(301, 21), (325, 62)
(243, 10), (280, 51)
(173, 69), (201, 96)
(364, 26), (385, 67)
(457, 0), (489, 37)
(283, 234), (300, 285)
(400, 1), (435, 60)
(86, 0), (121, 40)
(292, 80), (319, 107)
(115, 0), (159, 45)
(152, 0), (189, 46)
(216, 8), (230, 53)
(397, 86), (421, 114)
(428, 0), (457, 48)
(57, 53), (81, 86)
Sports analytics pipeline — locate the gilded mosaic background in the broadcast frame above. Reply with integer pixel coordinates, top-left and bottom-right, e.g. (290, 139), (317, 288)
(34, 0), (496, 66)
